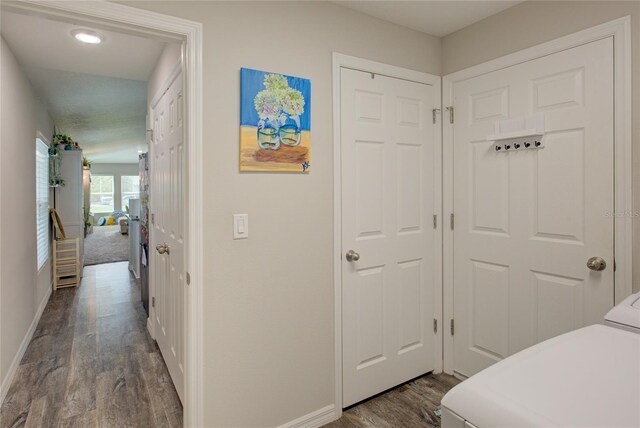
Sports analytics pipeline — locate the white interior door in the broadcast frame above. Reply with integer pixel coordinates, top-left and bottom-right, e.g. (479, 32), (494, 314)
(451, 38), (614, 377)
(340, 67), (438, 407)
(150, 70), (186, 401)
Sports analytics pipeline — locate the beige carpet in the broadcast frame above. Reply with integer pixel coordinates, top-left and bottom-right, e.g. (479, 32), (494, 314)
(84, 225), (129, 266)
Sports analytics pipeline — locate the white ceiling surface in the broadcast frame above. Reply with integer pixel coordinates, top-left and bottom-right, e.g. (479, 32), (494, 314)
(334, 1), (523, 37)
(1, 11), (168, 163)
(25, 68), (148, 164)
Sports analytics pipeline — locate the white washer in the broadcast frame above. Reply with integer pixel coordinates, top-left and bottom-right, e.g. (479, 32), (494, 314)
(605, 291), (640, 333)
(441, 294), (640, 428)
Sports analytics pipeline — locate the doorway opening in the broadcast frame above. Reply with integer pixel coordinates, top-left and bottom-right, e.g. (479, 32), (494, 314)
(0, 2), (203, 426)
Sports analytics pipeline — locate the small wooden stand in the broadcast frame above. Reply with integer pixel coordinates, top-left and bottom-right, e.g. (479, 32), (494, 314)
(50, 208), (81, 290)
(53, 238), (81, 289)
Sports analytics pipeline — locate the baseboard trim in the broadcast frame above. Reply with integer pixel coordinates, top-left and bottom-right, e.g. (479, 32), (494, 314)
(147, 317), (154, 339)
(0, 284), (52, 404)
(128, 264), (140, 280)
(278, 405), (336, 428)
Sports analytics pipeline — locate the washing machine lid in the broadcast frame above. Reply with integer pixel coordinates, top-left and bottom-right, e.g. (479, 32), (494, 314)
(605, 292), (640, 330)
(441, 325), (640, 428)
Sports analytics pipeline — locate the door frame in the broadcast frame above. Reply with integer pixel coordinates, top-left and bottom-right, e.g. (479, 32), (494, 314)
(442, 16), (632, 375)
(332, 52), (443, 418)
(3, 1), (205, 426)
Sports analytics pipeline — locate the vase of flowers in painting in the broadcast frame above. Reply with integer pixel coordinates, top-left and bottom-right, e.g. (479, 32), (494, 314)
(279, 114), (301, 147)
(257, 118), (280, 150)
(254, 74), (304, 150)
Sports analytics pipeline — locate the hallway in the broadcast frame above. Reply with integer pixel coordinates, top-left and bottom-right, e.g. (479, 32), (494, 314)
(0, 262), (182, 428)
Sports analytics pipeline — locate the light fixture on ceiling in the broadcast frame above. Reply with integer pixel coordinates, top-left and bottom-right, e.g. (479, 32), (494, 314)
(71, 29), (104, 45)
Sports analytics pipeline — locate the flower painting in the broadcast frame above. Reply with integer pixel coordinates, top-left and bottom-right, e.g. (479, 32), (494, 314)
(240, 68), (311, 172)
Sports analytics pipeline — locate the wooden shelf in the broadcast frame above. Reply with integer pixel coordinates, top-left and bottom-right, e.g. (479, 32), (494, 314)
(53, 238), (80, 290)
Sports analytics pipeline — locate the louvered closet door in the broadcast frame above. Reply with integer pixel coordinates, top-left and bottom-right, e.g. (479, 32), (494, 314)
(341, 68), (438, 407)
(452, 38), (614, 377)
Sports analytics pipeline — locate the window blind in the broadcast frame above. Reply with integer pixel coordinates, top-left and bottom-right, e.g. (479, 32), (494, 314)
(36, 138), (49, 270)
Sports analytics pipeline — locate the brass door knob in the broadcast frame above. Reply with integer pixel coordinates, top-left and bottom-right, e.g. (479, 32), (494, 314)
(156, 243), (170, 255)
(586, 256), (606, 271)
(345, 250), (360, 262)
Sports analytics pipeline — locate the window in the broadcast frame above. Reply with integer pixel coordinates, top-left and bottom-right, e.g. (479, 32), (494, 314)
(90, 175), (115, 213)
(121, 175), (140, 211)
(36, 138), (49, 270)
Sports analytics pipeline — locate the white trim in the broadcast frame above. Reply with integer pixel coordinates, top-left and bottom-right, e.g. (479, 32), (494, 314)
(332, 52), (443, 416)
(147, 317), (154, 338)
(442, 16), (633, 375)
(6, 2), (205, 426)
(0, 284), (52, 405)
(278, 405), (336, 428)
(36, 131), (51, 146)
(433, 77), (444, 376)
(145, 110), (156, 341)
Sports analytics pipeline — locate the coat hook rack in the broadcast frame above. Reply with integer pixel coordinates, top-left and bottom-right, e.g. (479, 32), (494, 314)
(488, 114), (546, 153)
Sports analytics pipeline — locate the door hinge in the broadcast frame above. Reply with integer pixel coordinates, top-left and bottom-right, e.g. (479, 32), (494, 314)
(433, 214), (437, 229)
(614, 259), (617, 272)
(450, 213), (455, 230)
(146, 128), (154, 141)
(432, 108), (441, 124)
(151, 213), (155, 225)
(152, 297), (155, 308)
(433, 318), (438, 334)
(450, 319), (455, 336)
(446, 106), (454, 124)
(186, 272), (191, 285)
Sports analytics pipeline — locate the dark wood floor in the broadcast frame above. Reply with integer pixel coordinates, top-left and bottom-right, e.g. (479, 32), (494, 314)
(0, 262), (182, 428)
(324, 373), (460, 428)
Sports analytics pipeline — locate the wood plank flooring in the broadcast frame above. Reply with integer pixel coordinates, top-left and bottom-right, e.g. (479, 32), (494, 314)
(324, 373), (460, 428)
(1, 262), (182, 428)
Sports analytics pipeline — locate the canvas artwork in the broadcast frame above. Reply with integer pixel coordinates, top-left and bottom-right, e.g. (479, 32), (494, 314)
(240, 68), (311, 172)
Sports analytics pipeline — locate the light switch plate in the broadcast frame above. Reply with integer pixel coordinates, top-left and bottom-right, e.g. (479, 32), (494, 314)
(233, 214), (249, 239)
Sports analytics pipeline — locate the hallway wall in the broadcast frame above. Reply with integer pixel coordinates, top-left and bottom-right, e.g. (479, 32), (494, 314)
(122, 1), (441, 426)
(0, 37), (54, 397)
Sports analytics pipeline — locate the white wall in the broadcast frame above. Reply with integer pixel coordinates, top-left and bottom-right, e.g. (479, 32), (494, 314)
(148, 42), (182, 107)
(442, 0), (640, 293)
(122, 1), (441, 426)
(0, 36), (54, 394)
(90, 163), (139, 215)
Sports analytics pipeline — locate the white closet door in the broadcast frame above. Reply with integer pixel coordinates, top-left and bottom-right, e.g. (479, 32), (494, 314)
(150, 70), (186, 402)
(452, 38), (614, 377)
(341, 68), (437, 406)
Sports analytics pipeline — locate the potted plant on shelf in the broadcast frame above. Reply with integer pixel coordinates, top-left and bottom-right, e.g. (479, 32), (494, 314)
(53, 132), (81, 151)
(82, 156), (92, 170)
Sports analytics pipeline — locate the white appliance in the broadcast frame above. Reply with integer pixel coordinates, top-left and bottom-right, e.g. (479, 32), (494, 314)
(605, 291), (640, 333)
(128, 198), (141, 278)
(441, 294), (640, 428)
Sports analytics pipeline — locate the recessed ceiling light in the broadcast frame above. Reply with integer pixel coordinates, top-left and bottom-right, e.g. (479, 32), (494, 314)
(71, 29), (104, 45)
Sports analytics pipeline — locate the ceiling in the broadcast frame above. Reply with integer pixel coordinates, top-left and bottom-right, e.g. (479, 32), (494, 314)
(1, 11), (170, 163)
(333, 1), (523, 37)
(25, 67), (148, 164)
